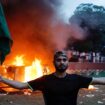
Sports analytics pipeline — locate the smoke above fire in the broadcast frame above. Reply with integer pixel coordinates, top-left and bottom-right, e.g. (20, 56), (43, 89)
(2, 0), (102, 65)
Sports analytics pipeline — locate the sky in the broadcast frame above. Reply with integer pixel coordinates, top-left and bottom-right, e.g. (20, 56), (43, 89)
(59, 0), (105, 23)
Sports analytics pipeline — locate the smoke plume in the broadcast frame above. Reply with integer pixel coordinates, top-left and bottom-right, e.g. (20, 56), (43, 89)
(2, 1), (98, 67)
(0, 0), (71, 67)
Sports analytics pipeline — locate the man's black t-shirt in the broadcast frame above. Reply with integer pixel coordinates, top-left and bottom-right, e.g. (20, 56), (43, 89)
(28, 73), (92, 105)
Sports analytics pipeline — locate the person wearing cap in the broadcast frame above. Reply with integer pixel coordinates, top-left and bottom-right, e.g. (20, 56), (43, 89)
(0, 51), (105, 105)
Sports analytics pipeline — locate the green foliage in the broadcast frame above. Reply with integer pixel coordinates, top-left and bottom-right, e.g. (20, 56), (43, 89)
(68, 3), (105, 52)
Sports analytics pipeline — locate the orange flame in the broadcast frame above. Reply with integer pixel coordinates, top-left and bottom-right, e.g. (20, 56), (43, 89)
(4, 55), (50, 82)
(24, 59), (43, 82)
(88, 85), (96, 90)
(0, 55), (51, 92)
(13, 55), (25, 66)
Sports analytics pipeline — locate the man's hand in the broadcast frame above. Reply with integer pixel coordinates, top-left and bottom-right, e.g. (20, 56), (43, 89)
(91, 77), (105, 85)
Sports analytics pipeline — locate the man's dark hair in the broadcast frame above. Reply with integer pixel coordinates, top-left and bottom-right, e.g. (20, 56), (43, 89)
(54, 51), (68, 60)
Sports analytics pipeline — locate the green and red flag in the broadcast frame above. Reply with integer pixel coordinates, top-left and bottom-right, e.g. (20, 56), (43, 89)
(0, 2), (13, 64)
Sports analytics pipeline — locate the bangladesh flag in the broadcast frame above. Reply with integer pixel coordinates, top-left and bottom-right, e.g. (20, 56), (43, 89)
(0, 3), (13, 64)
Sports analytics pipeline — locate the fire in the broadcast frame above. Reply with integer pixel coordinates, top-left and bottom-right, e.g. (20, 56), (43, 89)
(32, 59), (43, 77)
(13, 55), (25, 66)
(0, 56), (47, 92)
(12, 55), (44, 82)
(88, 85), (96, 90)
(24, 59), (43, 82)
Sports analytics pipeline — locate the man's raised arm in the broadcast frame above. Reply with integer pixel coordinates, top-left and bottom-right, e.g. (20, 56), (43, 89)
(91, 77), (105, 85)
(0, 75), (29, 89)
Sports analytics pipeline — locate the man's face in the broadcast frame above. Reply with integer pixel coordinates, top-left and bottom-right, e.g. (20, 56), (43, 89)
(54, 55), (69, 73)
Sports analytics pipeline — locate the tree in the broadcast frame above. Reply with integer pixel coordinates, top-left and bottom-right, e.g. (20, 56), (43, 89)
(67, 3), (105, 52)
